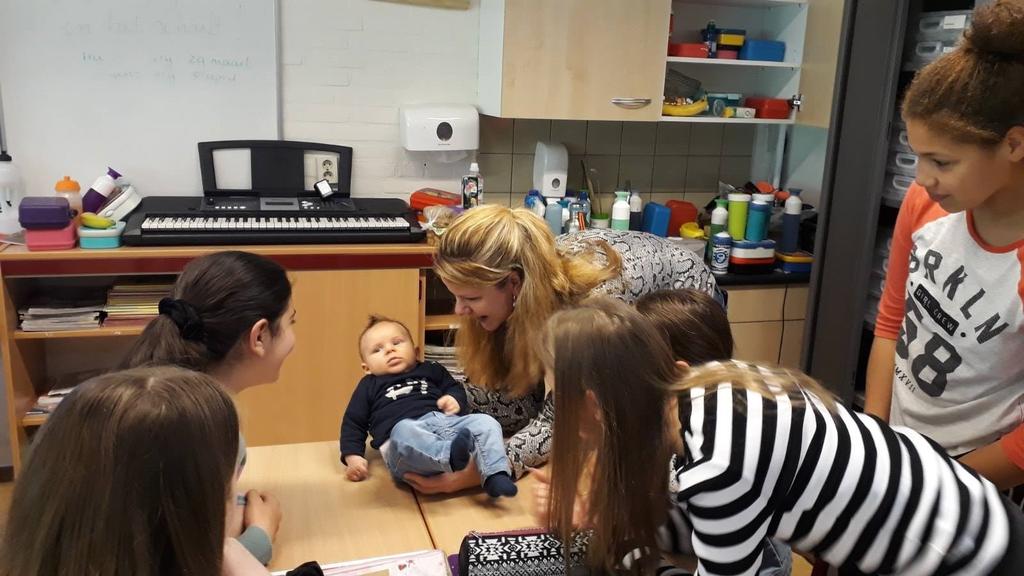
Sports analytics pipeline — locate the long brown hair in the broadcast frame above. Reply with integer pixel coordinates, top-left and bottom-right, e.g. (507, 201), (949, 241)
(903, 0), (1024, 145)
(122, 250), (291, 372)
(636, 289), (733, 365)
(544, 297), (674, 574)
(434, 205), (621, 396)
(0, 367), (239, 576)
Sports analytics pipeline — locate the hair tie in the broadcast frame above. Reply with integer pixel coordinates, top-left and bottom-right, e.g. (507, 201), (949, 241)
(158, 297), (206, 342)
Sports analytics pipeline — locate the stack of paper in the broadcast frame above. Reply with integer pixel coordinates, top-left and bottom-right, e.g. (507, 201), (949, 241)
(271, 549), (449, 576)
(104, 283), (173, 327)
(26, 386), (77, 416)
(18, 302), (105, 332)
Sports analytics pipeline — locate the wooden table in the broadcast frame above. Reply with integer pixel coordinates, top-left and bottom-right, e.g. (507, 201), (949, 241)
(416, 472), (543, 555)
(240, 441), (434, 571)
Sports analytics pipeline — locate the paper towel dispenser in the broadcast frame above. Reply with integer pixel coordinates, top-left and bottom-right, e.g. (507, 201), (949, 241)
(400, 104), (480, 151)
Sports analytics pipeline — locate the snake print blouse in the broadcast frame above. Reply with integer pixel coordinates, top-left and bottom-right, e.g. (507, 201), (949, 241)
(465, 230), (717, 478)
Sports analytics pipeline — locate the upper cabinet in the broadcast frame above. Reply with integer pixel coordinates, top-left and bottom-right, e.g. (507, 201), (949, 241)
(479, 0), (846, 127)
(478, 0), (672, 121)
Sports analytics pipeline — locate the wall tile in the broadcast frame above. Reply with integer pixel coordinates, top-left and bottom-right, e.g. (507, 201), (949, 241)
(620, 122), (657, 156)
(479, 115), (514, 154)
(551, 120), (588, 155)
(511, 154), (535, 194)
(689, 123), (725, 156)
(586, 121), (623, 155)
(477, 153), (512, 194)
(584, 155), (620, 196)
(722, 124), (756, 156)
(685, 155), (722, 194)
(684, 192), (718, 211)
(513, 120), (551, 154)
(652, 156), (687, 194)
(718, 155), (753, 188)
(618, 156), (654, 197)
(656, 122), (691, 155)
(485, 192), (513, 207)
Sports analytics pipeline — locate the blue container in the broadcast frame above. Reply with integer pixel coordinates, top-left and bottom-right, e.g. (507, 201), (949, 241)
(739, 39), (786, 62)
(710, 232), (732, 275)
(78, 221), (125, 249)
(641, 202), (670, 237)
(744, 200), (771, 242)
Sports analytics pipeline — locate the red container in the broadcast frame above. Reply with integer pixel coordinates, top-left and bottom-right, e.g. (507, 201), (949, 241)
(670, 43), (709, 58)
(665, 200), (698, 237)
(744, 97), (791, 120)
(717, 49), (739, 59)
(410, 188), (460, 212)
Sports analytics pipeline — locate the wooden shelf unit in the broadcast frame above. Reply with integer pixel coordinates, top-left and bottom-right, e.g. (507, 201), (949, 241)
(0, 243), (437, 474)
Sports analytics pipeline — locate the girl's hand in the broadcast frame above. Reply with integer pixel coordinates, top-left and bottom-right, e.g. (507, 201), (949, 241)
(404, 461), (481, 494)
(530, 467), (590, 529)
(243, 489), (282, 542)
(436, 395), (461, 415)
(345, 455), (370, 482)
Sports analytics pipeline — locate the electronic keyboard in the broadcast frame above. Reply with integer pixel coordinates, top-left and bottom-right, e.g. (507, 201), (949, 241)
(122, 196), (426, 246)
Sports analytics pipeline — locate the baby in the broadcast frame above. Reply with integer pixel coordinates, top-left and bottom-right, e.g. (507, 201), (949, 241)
(340, 315), (517, 497)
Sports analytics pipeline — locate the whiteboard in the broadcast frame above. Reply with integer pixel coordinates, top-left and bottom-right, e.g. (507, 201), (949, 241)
(0, 0), (279, 196)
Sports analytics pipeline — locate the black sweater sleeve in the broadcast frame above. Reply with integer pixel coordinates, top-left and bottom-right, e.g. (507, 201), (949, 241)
(433, 362), (469, 415)
(339, 376), (372, 462)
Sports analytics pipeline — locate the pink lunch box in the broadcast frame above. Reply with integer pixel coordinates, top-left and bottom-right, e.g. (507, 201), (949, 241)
(26, 222), (77, 251)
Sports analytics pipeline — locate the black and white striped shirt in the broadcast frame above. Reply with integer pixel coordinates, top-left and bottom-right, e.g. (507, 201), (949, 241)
(663, 379), (1012, 576)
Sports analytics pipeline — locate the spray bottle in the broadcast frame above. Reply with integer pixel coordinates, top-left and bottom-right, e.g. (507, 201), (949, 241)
(0, 87), (23, 233)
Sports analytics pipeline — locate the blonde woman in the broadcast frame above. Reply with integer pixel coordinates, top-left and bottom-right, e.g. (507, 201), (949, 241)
(404, 204), (716, 494)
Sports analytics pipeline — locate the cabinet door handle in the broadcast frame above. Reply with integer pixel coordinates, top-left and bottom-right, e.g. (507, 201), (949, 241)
(611, 98), (652, 109)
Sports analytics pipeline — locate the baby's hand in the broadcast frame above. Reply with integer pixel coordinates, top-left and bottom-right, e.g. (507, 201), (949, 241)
(437, 394), (461, 415)
(345, 455), (369, 482)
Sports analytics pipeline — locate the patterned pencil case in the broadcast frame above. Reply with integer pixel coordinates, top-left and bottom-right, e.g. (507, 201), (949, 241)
(456, 528), (591, 576)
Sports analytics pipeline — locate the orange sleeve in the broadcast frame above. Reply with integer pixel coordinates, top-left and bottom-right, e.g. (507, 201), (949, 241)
(1000, 423), (1024, 471)
(874, 185), (925, 340)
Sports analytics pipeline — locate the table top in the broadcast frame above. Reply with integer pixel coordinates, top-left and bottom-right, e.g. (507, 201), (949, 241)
(239, 441), (434, 571)
(416, 472), (543, 556)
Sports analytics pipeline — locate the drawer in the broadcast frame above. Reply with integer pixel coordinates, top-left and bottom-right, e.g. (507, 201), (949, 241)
(784, 286), (809, 320)
(731, 321), (784, 365)
(726, 286), (786, 323)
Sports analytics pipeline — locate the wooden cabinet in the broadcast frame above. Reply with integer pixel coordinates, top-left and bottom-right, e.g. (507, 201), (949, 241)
(727, 283), (807, 368)
(478, 0), (671, 121)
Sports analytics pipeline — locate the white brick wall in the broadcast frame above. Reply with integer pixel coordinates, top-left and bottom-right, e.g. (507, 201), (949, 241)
(281, 0), (481, 199)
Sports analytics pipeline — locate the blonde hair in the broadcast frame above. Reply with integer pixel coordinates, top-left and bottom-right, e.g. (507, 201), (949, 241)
(434, 205), (621, 396)
(673, 360), (836, 412)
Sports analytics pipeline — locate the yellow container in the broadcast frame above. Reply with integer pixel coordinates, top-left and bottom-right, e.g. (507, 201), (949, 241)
(719, 33), (746, 47)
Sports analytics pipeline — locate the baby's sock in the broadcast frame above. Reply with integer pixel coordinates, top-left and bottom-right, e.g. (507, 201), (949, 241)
(449, 428), (474, 471)
(483, 472), (518, 498)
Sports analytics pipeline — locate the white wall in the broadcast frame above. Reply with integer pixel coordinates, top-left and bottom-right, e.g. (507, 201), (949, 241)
(280, 0), (481, 198)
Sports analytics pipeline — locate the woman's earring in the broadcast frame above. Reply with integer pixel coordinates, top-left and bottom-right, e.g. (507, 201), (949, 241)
(512, 293), (518, 309)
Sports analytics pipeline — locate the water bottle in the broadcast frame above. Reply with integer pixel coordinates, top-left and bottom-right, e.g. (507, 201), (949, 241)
(577, 190), (592, 225)
(628, 189), (643, 231)
(727, 193), (751, 240)
(780, 188), (803, 253)
(611, 190), (630, 231)
(83, 167), (122, 214)
(744, 200), (771, 242)
(710, 198), (728, 236)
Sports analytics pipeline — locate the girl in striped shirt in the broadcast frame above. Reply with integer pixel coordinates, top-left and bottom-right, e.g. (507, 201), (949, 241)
(540, 296), (1024, 575)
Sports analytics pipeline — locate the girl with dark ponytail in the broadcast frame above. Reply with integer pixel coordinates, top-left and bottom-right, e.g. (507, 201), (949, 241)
(123, 250), (297, 566)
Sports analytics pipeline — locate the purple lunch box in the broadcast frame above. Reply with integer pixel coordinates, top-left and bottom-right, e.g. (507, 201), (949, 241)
(19, 197), (72, 230)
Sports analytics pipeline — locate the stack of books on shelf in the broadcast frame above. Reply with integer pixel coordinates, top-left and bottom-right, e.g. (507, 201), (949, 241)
(424, 344), (466, 386)
(18, 300), (106, 332)
(103, 283), (174, 327)
(25, 386), (76, 417)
